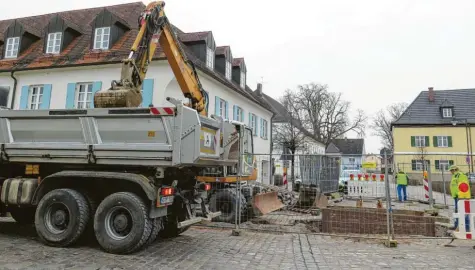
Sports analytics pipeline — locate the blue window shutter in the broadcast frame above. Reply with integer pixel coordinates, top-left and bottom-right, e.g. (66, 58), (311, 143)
(66, 83), (76, 109)
(260, 118), (264, 137)
(233, 105), (237, 120)
(19, 86), (29, 109)
(40, 84), (52, 109)
(241, 109), (244, 122)
(255, 115), (259, 136)
(141, 79), (154, 107)
(248, 112), (252, 126)
(224, 100), (229, 119)
(215, 96), (220, 116)
(91, 81), (102, 108)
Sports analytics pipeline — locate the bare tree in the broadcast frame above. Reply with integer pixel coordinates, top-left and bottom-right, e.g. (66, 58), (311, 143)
(273, 90), (306, 183)
(372, 102), (408, 151)
(413, 146), (429, 174)
(281, 83), (367, 146)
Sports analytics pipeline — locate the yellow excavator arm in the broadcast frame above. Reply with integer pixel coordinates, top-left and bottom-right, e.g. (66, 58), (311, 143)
(93, 1), (208, 116)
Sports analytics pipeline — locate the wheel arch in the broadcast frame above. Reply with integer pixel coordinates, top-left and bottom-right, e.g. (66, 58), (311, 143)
(31, 170), (157, 205)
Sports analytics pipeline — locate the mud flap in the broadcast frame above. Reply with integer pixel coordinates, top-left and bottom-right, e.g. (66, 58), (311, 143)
(251, 191), (285, 216)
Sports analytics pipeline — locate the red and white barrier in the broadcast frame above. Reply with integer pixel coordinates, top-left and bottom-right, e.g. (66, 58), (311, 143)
(347, 174), (389, 198)
(452, 199), (475, 240)
(423, 171), (429, 201)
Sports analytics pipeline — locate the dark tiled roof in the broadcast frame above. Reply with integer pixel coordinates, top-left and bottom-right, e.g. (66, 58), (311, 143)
(216, 46), (229, 55)
(179, 31), (210, 43)
(0, 2), (272, 113)
(232, 58), (243, 66)
(326, 139), (364, 155)
(393, 89), (475, 125)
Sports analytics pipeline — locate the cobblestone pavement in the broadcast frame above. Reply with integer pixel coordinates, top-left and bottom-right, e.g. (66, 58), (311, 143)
(1, 218), (475, 270)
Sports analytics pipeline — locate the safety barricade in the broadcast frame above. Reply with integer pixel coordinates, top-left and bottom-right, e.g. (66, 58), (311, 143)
(348, 173), (386, 198)
(452, 199), (475, 240)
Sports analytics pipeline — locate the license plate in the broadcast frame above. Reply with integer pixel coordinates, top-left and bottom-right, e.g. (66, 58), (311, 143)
(160, 196), (174, 205)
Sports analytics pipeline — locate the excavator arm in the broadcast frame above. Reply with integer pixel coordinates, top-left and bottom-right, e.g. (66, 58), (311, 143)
(93, 1), (208, 116)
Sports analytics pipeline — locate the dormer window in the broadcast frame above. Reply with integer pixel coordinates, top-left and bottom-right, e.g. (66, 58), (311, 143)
(240, 71), (246, 88)
(5, 37), (20, 58)
(225, 61), (232, 80)
(442, 107), (453, 118)
(206, 46), (214, 69)
(94, 27), (110, 50)
(46, 32), (62, 54)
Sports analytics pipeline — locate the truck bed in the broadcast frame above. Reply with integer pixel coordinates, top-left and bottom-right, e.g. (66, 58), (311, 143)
(0, 98), (238, 167)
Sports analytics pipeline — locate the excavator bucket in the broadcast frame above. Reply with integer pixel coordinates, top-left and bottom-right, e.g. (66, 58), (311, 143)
(251, 191), (285, 216)
(93, 86), (142, 108)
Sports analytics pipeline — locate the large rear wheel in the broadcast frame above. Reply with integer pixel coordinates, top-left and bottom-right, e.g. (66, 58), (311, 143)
(93, 192), (152, 254)
(35, 188), (90, 247)
(208, 188), (247, 223)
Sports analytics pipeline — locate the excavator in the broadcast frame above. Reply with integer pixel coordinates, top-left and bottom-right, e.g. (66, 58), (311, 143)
(93, 1), (284, 223)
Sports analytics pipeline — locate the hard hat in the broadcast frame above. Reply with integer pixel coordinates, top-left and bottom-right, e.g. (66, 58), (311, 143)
(449, 165), (459, 171)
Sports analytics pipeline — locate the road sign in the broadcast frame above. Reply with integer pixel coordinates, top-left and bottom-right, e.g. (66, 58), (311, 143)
(362, 161), (377, 169)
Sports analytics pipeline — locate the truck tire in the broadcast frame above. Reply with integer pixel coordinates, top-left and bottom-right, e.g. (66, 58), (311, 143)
(208, 188), (247, 223)
(9, 207), (36, 225)
(93, 192), (152, 254)
(77, 189), (98, 242)
(145, 218), (162, 246)
(35, 188), (90, 247)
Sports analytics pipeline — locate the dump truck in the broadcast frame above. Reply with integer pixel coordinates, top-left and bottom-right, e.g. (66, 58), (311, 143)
(0, 1), (283, 254)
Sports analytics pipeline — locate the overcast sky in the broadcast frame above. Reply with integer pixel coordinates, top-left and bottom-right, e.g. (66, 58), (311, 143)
(2, 0), (475, 154)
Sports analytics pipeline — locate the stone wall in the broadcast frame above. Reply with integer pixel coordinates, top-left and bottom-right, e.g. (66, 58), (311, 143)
(321, 206), (436, 236)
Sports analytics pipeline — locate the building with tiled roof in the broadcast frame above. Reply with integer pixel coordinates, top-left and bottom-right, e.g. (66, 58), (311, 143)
(392, 87), (475, 181)
(0, 1), (274, 183)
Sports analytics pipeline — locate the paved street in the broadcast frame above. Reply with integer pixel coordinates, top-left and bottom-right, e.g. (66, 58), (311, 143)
(1, 218), (475, 269)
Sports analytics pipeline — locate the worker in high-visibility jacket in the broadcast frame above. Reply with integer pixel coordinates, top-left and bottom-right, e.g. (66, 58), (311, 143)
(395, 169), (408, 202)
(449, 165), (471, 231)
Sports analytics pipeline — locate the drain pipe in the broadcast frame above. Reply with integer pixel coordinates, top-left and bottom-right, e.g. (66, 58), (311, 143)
(10, 70), (17, 109)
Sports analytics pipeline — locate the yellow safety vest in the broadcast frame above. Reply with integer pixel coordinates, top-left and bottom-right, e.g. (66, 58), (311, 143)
(396, 173), (408, 185)
(450, 172), (471, 199)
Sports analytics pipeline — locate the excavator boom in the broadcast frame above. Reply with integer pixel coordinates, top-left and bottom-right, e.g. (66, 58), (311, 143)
(93, 1), (208, 116)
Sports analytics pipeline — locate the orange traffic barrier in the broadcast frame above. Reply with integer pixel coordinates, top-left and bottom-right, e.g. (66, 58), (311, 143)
(380, 174), (385, 182)
(350, 174), (354, 181)
(372, 174), (376, 181)
(364, 174), (369, 181)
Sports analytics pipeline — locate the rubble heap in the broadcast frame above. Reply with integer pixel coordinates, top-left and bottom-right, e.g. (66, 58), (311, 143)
(255, 183), (299, 207)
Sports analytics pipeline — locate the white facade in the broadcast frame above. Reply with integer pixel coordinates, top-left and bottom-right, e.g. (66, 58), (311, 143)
(0, 60), (273, 182)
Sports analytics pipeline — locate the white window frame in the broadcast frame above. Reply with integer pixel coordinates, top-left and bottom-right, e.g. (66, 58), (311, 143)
(225, 61), (232, 80)
(235, 106), (243, 122)
(442, 108), (452, 118)
(250, 113), (257, 136)
(219, 98), (226, 118)
(414, 160), (429, 171)
(94, 27), (110, 50)
(5, 37), (20, 59)
(261, 119), (268, 139)
(240, 71), (246, 89)
(75, 83), (93, 109)
(28, 85), (44, 110)
(46, 32), (62, 54)
(437, 136), (448, 147)
(438, 160), (450, 171)
(206, 46), (214, 69)
(415, 136), (426, 147)
(349, 157), (356, 164)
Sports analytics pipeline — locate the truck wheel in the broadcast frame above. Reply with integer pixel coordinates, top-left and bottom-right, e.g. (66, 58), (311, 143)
(93, 192), (152, 254)
(35, 188), (90, 247)
(209, 188), (247, 223)
(9, 207), (36, 224)
(145, 218), (162, 246)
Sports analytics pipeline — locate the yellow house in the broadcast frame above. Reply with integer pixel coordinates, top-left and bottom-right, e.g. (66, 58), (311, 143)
(392, 87), (475, 181)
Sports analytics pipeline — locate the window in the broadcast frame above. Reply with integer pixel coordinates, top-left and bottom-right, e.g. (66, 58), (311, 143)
(225, 61), (232, 80)
(94, 27), (110, 50)
(206, 47), (214, 69)
(219, 98), (226, 118)
(250, 113), (257, 136)
(234, 106), (243, 121)
(5, 37), (20, 58)
(349, 158), (356, 164)
(0, 86), (10, 107)
(261, 119), (268, 139)
(414, 136), (427, 147)
(442, 108), (452, 118)
(240, 71), (246, 88)
(28, 85), (44, 110)
(412, 160), (429, 171)
(75, 83), (93, 109)
(437, 136), (448, 147)
(46, 32), (62, 54)
(436, 160), (453, 171)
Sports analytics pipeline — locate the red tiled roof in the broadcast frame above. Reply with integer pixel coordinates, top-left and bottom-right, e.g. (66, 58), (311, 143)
(0, 2), (272, 112)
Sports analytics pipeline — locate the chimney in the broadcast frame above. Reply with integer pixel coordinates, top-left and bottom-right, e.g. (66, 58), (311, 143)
(428, 87), (435, 102)
(256, 83), (263, 96)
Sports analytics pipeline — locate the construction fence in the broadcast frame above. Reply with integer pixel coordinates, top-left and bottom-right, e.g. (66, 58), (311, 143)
(199, 153), (475, 241)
